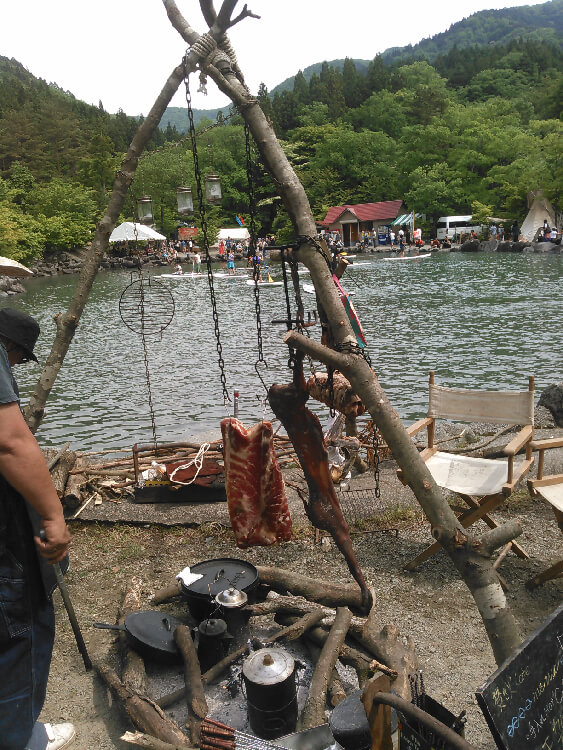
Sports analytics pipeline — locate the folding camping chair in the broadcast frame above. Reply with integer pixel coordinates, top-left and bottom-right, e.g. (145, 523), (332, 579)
(399, 372), (535, 570)
(526, 437), (563, 588)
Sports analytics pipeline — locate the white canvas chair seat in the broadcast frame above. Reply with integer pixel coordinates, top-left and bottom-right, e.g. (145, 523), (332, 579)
(400, 372), (535, 571)
(535, 483), (563, 513)
(426, 452), (527, 496)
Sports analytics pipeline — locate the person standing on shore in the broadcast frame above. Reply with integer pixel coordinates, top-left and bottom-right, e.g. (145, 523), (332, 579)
(0, 308), (74, 750)
(511, 220), (519, 242)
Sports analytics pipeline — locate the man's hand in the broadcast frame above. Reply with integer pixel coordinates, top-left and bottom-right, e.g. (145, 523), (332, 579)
(35, 518), (71, 563)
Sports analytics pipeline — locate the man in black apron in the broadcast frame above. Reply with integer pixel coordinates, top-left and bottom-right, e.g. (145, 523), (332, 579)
(0, 309), (74, 750)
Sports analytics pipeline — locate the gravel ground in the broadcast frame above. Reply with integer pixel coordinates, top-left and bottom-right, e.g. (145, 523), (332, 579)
(39, 429), (563, 750)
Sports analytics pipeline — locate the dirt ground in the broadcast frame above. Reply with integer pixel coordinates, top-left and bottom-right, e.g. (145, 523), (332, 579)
(40, 433), (563, 750)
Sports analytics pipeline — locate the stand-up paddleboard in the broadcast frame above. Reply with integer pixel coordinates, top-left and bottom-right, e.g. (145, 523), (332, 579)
(157, 272), (209, 279)
(343, 261), (371, 268)
(383, 253), (431, 261)
(245, 279), (283, 287)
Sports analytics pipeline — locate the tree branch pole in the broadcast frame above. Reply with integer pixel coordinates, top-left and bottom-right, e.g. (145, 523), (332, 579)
(161, 0), (523, 664)
(23, 1), (240, 435)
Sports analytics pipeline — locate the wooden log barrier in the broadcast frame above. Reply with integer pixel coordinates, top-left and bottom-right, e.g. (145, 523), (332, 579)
(63, 454), (87, 509)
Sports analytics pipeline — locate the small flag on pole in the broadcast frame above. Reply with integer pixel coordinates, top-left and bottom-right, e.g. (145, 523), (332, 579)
(235, 214), (245, 226)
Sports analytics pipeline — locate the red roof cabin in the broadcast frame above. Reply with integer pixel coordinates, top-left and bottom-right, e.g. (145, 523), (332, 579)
(320, 200), (407, 246)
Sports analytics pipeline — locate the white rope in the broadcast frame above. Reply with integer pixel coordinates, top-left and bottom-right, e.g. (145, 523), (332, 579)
(168, 442), (211, 485)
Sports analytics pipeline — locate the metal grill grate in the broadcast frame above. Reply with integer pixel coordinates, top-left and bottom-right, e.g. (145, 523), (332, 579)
(338, 486), (418, 535)
(119, 276), (175, 336)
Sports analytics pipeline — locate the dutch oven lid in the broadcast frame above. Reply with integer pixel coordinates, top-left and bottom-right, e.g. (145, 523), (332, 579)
(242, 648), (295, 685)
(215, 587), (248, 608)
(198, 618), (228, 637)
(125, 611), (186, 655)
(181, 558), (258, 599)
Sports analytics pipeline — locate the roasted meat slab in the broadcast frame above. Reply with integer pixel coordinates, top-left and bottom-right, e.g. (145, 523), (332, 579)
(221, 418), (292, 548)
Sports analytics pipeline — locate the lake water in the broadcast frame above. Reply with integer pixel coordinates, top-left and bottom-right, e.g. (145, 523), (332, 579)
(8, 251), (562, 451)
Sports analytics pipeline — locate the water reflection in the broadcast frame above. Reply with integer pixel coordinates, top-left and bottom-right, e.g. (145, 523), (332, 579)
(8, 252), (562, 450)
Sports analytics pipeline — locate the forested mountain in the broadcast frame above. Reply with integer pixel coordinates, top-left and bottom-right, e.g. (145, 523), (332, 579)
(0, 2), (561, 261)
(270, 0), (562, 94)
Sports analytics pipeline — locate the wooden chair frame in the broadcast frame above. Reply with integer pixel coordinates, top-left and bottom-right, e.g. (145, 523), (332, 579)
(400, 372), (535, 570)
(526, 437), (563, 588)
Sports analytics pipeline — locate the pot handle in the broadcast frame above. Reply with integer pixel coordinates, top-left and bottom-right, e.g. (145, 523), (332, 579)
(93, 622), (127, 631)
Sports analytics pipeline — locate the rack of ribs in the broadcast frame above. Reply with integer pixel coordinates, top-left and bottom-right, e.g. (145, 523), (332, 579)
(221, 417), (292, 548)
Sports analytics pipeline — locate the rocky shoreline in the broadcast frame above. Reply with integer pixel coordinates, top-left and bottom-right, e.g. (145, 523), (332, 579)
(1, 237), (561, 298)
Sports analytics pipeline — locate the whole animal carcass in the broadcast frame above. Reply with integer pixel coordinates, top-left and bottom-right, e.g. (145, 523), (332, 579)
(268, 355), (372, 612)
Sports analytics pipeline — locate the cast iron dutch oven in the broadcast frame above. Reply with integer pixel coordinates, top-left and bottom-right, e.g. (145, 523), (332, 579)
(93, 610), (187, 662)
(180, 558), (259, 622)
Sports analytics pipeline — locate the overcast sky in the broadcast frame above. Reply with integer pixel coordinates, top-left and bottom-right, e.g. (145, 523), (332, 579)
(1, 0), (549, 115)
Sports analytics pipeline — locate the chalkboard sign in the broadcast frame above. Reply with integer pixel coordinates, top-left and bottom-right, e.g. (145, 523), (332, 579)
(475, 602), (563, 750)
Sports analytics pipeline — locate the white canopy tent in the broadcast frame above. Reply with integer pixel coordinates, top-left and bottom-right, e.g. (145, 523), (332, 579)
(217, 228), (250, 242)
(109, 222), (166, 242)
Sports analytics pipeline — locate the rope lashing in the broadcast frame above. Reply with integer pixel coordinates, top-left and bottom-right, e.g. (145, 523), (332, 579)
(168, 442), (211, 486)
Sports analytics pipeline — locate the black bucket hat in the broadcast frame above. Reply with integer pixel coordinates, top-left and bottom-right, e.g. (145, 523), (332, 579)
(0, 308), (40, 362)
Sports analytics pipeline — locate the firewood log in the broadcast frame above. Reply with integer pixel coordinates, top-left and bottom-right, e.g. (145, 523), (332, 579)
(94, 663), (192, 748)
(118, 577), (146, 695)
(256, 566), (366, 609)
(46, 448), (77, 497)
(174, 625), (208, 745)
(298, 607), (353, 731)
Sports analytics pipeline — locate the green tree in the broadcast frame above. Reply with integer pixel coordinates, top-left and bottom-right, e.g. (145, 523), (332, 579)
(342, 58), (363, 109)
(293, 70), (309, 105)
(257, 82), (274, 122)
(366, 55), (390, 94)
(403, 162), (465, 233)
(0, 201), (45, 261)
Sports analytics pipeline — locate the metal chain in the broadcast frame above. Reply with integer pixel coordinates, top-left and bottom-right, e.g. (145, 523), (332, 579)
(326, 365), (336, 418)
(244, 120), (268, 391)
(372, 420), (381, 498)
(280, 249), (297, 370)
(184, 64), (230, 405)
(132, 219), (159, 452)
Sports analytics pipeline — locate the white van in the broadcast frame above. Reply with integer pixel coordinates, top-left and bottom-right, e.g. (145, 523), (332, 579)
(436, 216), (482, 241)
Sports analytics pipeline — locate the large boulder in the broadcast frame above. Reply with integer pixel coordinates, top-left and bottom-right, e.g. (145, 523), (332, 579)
(496, 241), (527, 252)
(480, 239), (498, 252)
(460, 239), (480, 252)
(538, 384), (563, 427)
(529, 241), (561, 254)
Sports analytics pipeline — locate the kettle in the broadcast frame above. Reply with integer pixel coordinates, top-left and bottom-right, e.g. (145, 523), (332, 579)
(196, 618), (230, 672)
(214, 587), (249, 651)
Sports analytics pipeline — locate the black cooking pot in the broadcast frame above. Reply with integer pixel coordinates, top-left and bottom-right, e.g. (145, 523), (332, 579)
(180, 558), (259, 622)
(242, 648), (298, 739)
(93, 610), (187, 663)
